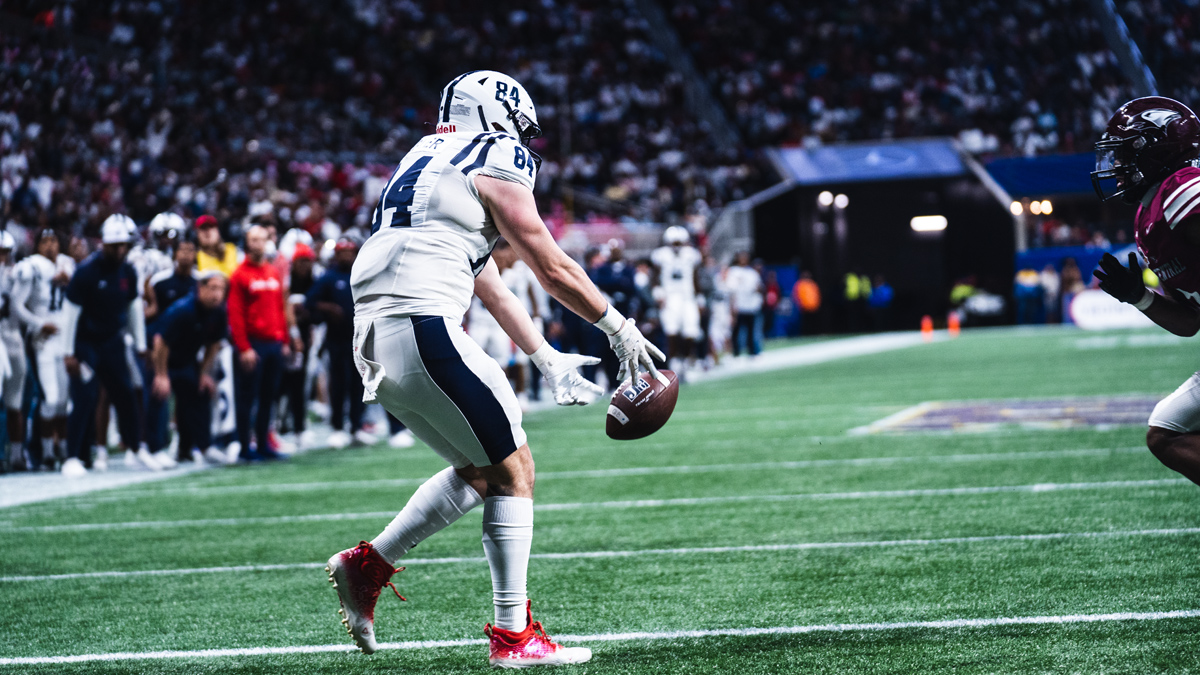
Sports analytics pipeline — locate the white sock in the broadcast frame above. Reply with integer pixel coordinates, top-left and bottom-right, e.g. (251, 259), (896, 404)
(55, 440), (66, 460)
(482, 496), (533, 632)
(371, 467), (483, 564)
(41, 437), (54, 462)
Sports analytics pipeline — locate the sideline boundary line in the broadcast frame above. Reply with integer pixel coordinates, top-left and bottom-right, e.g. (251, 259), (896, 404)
(4, 527), (1198, 583)
(3, 609), (1198, 665)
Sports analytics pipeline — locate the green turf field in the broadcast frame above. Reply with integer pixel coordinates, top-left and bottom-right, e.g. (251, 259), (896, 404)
(3, 326), (1200, 673)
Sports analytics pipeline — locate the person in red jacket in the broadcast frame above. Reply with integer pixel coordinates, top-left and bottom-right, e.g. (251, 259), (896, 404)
(228, 225), (301, 460)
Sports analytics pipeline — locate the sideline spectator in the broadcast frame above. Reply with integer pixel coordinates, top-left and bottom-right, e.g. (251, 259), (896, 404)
(62, 215), (147, 475)
(761, 267), (781, 338)
(868, 275), (895, 331)
(228, 225), (297, 461)
(196, 216), (241, 278)
(307, 237), (373, 449)
(145, 235), (199, 457)
(793, 270), (821, 335)
(1041, 264), (1061, 324)
(280, 243), (317, 450)
(0, 233), (27, 472)
(1014, 268), (1043, 324)
(727, 251), (764, 357)
(1060, 258), (1085, 324)
(151, 272), (229, 464)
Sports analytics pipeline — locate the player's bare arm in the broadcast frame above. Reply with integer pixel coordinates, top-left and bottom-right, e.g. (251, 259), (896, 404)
(475, 174), (607, 322)
(476, 172), (664, 383)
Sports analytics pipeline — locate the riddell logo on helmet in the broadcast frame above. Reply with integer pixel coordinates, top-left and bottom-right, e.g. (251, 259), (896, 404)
(436, 123), (456, 133)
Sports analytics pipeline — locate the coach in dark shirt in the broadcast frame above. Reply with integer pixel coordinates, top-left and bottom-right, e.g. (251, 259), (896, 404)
(306, 236), (365, 441)
(62, 216), (145, 467)
(145, 235), (198, 454)
(151, 272), (228, 462)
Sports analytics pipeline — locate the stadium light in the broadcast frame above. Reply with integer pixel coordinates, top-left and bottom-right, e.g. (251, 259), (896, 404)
(818, 191), (834, 206)
(1010, 201), (1023, 215)
(1029, 200), (1042, 215)
(910, 215), (948, 232)
(1040, 199), (1053, 214)
(833, 193), (849, 209)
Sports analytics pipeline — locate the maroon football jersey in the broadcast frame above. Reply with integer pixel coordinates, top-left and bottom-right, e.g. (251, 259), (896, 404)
(1135, 166), (1200, 307)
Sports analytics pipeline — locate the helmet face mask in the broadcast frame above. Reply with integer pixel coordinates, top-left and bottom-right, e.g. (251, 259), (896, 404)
(1091, 97), (1200, 205)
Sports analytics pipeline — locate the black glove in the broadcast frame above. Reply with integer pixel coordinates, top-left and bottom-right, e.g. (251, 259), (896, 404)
(1093, 251), (1147, 305)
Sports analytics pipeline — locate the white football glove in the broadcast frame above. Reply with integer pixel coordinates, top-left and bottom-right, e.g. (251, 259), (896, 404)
(529, 342), (604, 406)
(593, 307), (666, 385)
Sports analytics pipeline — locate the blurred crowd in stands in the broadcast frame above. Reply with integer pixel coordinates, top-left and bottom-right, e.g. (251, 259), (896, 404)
(1119, 0), (1200, 107)
(0, 0), (769, 240)
(670, 0), (1135, 155)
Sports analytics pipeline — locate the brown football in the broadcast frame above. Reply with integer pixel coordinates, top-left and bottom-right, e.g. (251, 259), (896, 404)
(605, 370), (679, 440)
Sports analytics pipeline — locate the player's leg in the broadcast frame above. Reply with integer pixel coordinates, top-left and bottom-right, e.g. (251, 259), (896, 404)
(1146, 373), (1200, 485)
(35, 336), (69, 468)
(66, 341), (102, 466)
(3, 338), (25, 470)
(95, 334), (144, 464)
(254, 341), (284, 458)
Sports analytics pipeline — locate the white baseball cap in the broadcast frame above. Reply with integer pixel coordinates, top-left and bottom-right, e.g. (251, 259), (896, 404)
(101, 214), (136, 244)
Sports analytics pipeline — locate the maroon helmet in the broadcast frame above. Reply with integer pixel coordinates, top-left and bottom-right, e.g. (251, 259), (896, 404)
(1092, 96), (1200, 204)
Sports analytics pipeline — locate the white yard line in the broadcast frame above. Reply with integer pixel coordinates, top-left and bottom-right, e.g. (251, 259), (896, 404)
(2, 608), (1197, 665)
(2, 477), (1187, 534)
(98, 446), (1148, 499)
(4, 527), (1197, 583)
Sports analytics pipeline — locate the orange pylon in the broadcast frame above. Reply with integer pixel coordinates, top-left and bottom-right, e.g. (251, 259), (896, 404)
(920, 315), (934, 342)
(947, 312), (961, 338)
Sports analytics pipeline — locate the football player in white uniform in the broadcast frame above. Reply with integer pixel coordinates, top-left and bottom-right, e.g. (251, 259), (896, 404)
(10, 229), (75, 470)
(0, 231), (27, 471)
(650, 225), (703, 375)
(327, 71), (662, 668)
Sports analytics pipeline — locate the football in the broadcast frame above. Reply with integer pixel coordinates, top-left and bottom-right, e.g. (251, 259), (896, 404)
(605, 370), (679, 440)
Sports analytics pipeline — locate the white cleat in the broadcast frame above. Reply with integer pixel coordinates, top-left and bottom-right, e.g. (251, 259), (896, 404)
(388, 429), (415, 449)
(136, 446), (164, 471)
(298, 429), (316, 451)
(60, 457), (88, 478)
(93, 447), (109, 472)
(326, 431), (351, 450)
(224, 442), (243, 464)
(152, 449), (178, 469)
(352, 429), (378, 447)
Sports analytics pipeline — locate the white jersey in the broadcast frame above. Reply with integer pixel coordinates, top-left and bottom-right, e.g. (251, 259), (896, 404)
(0, 263), (19, 336)
(128, 245), (172, 290)
(353, 131), (539, 322)
(11, 253), (74, 335)
(501, 260), (541, 316)
(651, 245), (701, 299)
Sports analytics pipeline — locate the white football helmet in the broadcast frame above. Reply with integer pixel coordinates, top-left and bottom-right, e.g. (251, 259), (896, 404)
(0, 231), (15, 250)
(101, 214), (137, 245)
(663, 225), (689, 245)
(149, 212), (186, 236)
(437, 70), (541, 148)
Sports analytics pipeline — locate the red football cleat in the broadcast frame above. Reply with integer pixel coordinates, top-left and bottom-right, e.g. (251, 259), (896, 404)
(325, 541), (405, 654)
(485, 600), (592, 668)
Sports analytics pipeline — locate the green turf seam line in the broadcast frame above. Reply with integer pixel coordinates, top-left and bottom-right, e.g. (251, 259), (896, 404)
(4, 527), (1198, 582)
(2, 477), (1189, 533)
(89, 447), (1148, 500)
(3, 609), (1198, 665)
